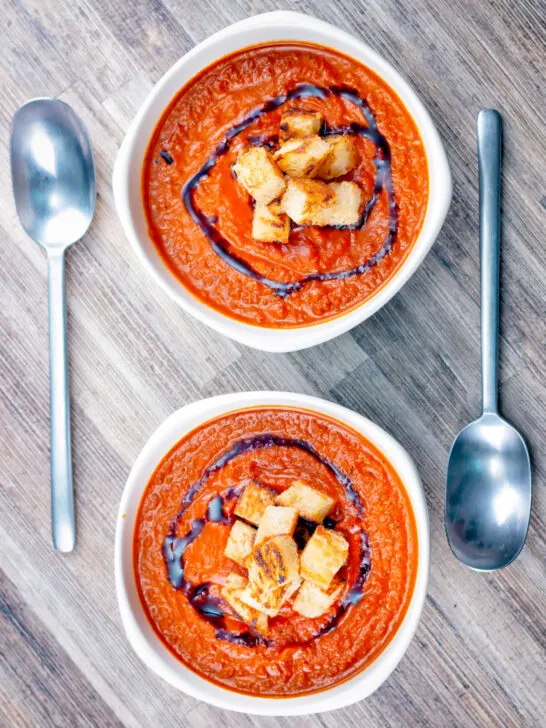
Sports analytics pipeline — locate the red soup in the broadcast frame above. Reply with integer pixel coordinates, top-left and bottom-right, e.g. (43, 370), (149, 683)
(143, 42), (429, 327)
(134, 407), (418, 696)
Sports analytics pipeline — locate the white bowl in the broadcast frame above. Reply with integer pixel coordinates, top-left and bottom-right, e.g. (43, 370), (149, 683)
(115, 392), (429, 715)
(113, 11), (451, 353)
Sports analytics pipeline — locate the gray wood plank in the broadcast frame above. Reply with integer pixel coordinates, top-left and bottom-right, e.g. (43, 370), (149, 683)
(0, 571), (126, 728)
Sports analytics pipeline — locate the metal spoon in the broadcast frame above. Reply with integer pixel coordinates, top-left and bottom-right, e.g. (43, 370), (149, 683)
(10, 99), (96, 552)
(445, 109), (531, 570)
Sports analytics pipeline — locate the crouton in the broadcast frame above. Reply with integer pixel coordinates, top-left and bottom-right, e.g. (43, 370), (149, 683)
(275, 480), (335, 522)
(281, 179), (363, 228)
(317, 135), (359, 179)
(234, 481), (277, 526)
(246, 535), (300, 592)
(239, 574), (302, 616)
(233, 146), (286, 204)
(221, 574), (269, 634)
(239, 580), (285, 617)
(281, 178), (334, 225)
(280, 109), (323, 141)
(292, 578), (344, 618)
(252, 200), (290, 243)
(224, 520), (256, 567)
(255, 506), (299, 545)
(280, 576), (302, 605)
(273, 135), (331, 178)
(300, 525), (349, 589)
(224, 573), (248, 590)
(316, 181), (363, 227)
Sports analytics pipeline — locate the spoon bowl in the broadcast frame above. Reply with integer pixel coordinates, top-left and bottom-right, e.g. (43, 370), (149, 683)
(446, 413), (531, 570)
(11, 98), (95, 249)
(10, 98), (96, 552)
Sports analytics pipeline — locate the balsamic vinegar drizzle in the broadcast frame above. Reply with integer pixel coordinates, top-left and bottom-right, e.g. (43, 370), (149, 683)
(160, 149), (174, 164)
(179, 433), (363, 514)
(181, 84), (398, 298)
(162, 433), (371, 647)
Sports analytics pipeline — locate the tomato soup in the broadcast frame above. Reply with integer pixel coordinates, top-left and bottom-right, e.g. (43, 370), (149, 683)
(134, 407), (418, 696)
(142, 42), (429, 327)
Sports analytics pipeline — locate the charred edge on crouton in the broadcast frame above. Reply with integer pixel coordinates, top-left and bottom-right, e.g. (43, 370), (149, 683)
(222, 578), (269, 633)
(318, 181), (364, 227)
(317, 135), (359, 180)
(233, 146), (286, 204)
(281, 179), (364, 228)
(252, 200), (291, 243)
(273, 136), (331, 178)
(280, 178), (335, 225)
(279, 109), (324, 141)
(247, 535), (300, 590)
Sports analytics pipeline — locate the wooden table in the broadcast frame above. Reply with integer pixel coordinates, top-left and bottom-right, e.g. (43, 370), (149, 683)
(1, 1), (544, 726)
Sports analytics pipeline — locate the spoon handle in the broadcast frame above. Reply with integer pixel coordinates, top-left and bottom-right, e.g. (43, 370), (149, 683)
(48, 249), (76, 552)
(477, 109), (502, 414)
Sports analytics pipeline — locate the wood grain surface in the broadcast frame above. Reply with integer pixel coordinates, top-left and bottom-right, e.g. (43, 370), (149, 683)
(1, 1), (544, 726)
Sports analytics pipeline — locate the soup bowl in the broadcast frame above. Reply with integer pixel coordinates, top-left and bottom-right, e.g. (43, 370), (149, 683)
(115, 391), (429, 714)
(113, 11), (451, 352)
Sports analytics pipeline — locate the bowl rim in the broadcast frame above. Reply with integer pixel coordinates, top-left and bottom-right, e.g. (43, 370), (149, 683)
(112, 10), (452, 353)
(115, 391), (430, 715)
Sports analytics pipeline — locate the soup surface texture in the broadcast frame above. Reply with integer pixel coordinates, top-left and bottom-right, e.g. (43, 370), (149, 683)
(134, 407), (418, 696)
(142, 43), (429, 327)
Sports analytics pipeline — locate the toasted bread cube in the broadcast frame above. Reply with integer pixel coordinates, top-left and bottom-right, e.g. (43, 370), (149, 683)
(252, 200), (291, 243)
(280, 109), (323, 141)
(275, 480), (335, 522)
(300, 526), (349, 589)
(281, 179), (334, 225)
(222, 575), (269, 633)
(234, 482), (277, 526)
(273, 136), (331, 178)
(239, 580), (285, 617)
(255, 506), (299, 545)
(293, 578), (344, 618)
(224, 520), (256, 567)
(224, 573), (248, 590)
(223, 582), (252, 617)
(246, 535), (300, 593)
(280, 576), (302, 605)
(233, 147), (286, 204)
(282, 180), (363, 228)
(254, 611), (269, 635)
(317, 135), (359, 179)
(240, 575), (301, 616)
(310, 181), (363, 227)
